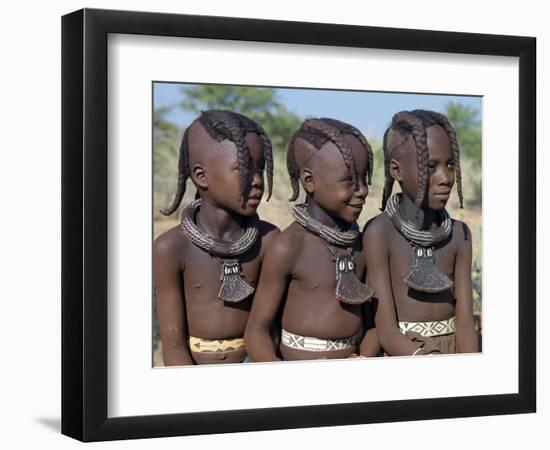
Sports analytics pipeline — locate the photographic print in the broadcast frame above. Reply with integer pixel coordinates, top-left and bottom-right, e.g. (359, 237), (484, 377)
(62, 9), (535, 441)
(152, 83), (483, 367)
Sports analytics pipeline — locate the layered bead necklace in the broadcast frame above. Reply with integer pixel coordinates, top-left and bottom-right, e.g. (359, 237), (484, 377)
(292, 203), (373, 305)
(180, 199), (259, 303)
(385, 193), (453, 293)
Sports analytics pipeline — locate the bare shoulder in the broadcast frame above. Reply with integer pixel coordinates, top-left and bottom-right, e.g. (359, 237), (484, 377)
(258, 219), (280, 246)
(153, 224), (190, 259)
(362, 212), (393, 243)
(451, 219), (473, 247)
(265, 222), (304, 261)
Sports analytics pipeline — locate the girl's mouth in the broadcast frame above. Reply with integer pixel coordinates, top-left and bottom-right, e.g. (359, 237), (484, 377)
(246, 197), (261, 206)
(433, 192), (450, 200)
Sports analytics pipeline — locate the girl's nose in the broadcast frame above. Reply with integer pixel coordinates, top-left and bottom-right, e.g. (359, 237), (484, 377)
(355, 180), (368, 198)
(251, 170), (263, 188)
(436, 166), (453, 186)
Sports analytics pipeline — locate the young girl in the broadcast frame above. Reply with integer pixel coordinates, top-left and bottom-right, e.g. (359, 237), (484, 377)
(245, 118), (380, 361)
(154, 110), (279, 365)
(363, 110), (478, 356)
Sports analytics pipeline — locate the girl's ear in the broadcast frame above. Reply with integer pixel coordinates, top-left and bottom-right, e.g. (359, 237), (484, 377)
(389, 158), (403, 182)
(191, 163), (208, 189)
(300, 168), (315, 194)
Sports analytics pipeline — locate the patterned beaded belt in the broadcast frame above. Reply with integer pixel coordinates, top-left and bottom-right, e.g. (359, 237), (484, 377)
(399, 316), (456, 337)
(281, 328), (362, 352)
(188, 336), (245, 353)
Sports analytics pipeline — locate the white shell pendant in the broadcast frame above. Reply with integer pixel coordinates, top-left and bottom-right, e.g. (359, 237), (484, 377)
(334, 254), (373, 305)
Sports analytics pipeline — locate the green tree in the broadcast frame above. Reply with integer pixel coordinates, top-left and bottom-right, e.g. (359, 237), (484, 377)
(153, 107), (180, 219)
(178, 85), (301, 154)
(445, 102), (482, 204)
(445, 102), (481, 162)
(154, 106), (179, 157)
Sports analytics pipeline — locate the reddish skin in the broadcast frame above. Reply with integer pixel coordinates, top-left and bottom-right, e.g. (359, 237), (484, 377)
(363, 125), (478, 356)
(245, 135), (381, 361)
(154, 122), (279, 365)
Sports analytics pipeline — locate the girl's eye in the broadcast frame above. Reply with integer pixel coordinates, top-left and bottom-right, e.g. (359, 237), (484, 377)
(447, 162), (455, 170)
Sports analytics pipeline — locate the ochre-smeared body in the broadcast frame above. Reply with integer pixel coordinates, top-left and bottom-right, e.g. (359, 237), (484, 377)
(379, 213), (461, 323)
(155, 220), (277, 364)
(277, 223), (365, 360)
(154, 111), (279, 365)
(364, 112), (478, 356)
(245, 118), (380, 361)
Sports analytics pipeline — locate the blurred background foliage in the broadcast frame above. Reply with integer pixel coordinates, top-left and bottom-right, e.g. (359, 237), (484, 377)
(152, 85), (483, 361)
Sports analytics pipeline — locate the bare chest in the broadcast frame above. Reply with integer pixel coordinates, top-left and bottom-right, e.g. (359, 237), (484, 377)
(292, 237), (365, 290)
(181, 244), (262, 303)
(388, 231), (457, 281)
(387, 229), (458, 320)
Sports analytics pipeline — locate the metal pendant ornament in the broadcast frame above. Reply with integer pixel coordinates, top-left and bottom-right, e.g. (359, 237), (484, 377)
(218, 259), (255, 303)
(335, 254), (374, 304)
(180, 199), (258, 303)
(292, 204), (373, 305)
(404, 246), (453, 293)
(385, 194), (453, 293)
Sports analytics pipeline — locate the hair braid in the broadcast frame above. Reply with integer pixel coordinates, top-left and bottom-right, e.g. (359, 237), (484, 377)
(286, 117), (372, 201)
(434, 113), (464, 208)
(202, 110), (254, 203)
(160, 127), (191, 216)
(410, 110), (464, 209)
(250, 122), (273, 201)
(226, 111), (274, 201)
(381, 109), (465, 211)
(161, 109), (273, 215)
(286, 127), (330, 202)
(381, 128), (395, 211)
(391, 111), (429, 209)
(212, 110), (274, 202)
(219, 112), (253, 201)
(303, 119), (357, 184)
(286, 135), (301, 201)
(319, 117), (374, 185)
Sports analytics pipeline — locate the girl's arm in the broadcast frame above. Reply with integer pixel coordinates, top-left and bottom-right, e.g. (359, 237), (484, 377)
(453, 222), (479, 353)
(154, 235), (194, 366)
(364, 219), (425, 356)
(358, 285), (381, 357)
(244, 233), (296, 362)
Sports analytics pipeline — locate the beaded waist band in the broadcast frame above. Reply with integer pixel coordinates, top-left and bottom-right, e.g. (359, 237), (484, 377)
(399, 316), (456, 337)
(281, 328), (362, 352)
(188, 336), (245, 353)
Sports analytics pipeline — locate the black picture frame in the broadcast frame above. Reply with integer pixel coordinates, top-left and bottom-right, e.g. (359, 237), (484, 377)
(61, 8), (536, 442)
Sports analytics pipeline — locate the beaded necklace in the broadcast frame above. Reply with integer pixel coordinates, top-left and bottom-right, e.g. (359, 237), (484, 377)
(180, 199), (259, 303)
(292, 204), (373, 304)
(385, 193), (453, 293)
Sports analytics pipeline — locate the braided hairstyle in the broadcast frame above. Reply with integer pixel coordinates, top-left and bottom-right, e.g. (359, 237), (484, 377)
(161, 110), (273, 216)
(286, 118), (374, 201)
(380, 109), (463, 211)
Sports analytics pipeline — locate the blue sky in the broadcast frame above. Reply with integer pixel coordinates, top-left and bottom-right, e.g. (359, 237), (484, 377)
(154, 82), (481, 140)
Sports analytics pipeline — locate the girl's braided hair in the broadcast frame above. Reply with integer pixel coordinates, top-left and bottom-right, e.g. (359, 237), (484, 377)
(161, 110), (273, 216)
(286, 118), (374, 201)
(380, 109), (463, 211)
